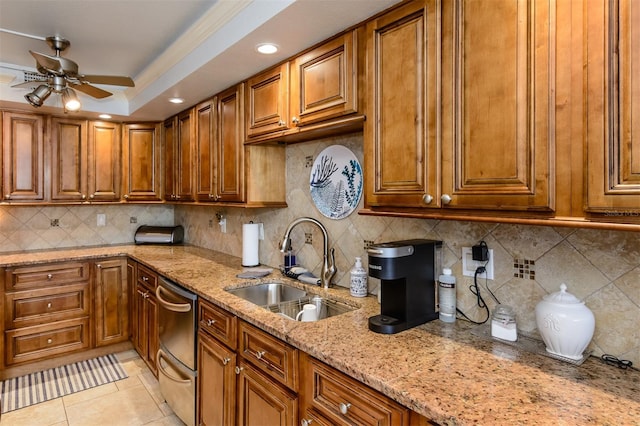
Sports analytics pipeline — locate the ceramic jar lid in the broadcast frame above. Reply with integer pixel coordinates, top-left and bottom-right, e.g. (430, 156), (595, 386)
(541, 283), (582, 304)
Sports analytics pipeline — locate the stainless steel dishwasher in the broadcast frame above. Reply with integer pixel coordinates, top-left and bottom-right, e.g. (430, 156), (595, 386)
(156, 276), (197, 426)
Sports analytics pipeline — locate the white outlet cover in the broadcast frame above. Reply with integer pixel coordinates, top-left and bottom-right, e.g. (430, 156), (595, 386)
(461, 247), (494, 279)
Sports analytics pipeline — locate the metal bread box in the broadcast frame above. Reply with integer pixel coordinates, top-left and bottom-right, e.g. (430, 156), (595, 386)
(134, 225), (184, 245)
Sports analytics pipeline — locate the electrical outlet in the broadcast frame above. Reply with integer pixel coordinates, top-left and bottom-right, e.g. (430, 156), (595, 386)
(462, 247), (494, 279)
(97, 214), (106, 227)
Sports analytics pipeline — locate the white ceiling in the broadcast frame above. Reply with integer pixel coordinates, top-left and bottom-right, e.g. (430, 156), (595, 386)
(0, 0), (400, 121)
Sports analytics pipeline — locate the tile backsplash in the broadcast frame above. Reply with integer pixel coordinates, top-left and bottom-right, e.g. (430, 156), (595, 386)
(0, 133), (636, 366)
(176, 133), (640, 365)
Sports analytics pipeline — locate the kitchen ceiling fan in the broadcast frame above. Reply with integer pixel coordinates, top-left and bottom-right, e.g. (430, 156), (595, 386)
(12, 35), (135, 110)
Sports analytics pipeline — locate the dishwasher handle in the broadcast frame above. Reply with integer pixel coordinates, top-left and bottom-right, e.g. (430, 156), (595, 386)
(157, 349), (192, 384)
(156, 285), (192, 313)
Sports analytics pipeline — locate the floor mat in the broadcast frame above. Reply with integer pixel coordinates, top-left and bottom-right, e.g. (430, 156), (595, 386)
(1, 353), (128, 413)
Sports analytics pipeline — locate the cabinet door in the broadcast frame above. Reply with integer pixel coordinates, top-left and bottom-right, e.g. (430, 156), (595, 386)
(163, 116), (177, 200)
(1, 111), (45, 201)
(197, 330), (237, 426)
(122, 123), (162, 201)
(195, 99), (217, 202)
(176, 108), (195, 201)
(440, 0), (555, 211)
(585, 0), (640, 215)
(94, 258), (128, 347)
(50, 117), (88, 201)
(364, 0), (439, 208)
(290, 29), (359, 127)
(236, 359), (297, 426)
(246, 63), (290, 138)
(87, 121), (121, 201)
(217, 84), (245, 202)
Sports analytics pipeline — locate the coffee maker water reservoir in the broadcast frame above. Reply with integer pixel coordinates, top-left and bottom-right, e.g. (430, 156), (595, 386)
(367, 239), (442, 334)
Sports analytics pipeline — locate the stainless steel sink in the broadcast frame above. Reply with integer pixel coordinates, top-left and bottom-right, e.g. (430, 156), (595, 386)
(225, 283), (356, 320)
(226, 282), (307, 306)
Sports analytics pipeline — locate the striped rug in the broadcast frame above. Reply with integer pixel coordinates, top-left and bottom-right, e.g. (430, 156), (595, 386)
(1, 354), (128, 414)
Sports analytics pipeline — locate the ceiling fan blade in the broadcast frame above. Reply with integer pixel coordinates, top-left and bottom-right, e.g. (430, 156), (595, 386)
(80, 75), (134, 87)
(29, 51), (64, 74)
(71, 82), (113, 99)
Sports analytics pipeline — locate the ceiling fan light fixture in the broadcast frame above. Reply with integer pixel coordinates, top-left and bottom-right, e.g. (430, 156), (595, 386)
(25, 84), (52, 107)
(62, 87), (81, 111)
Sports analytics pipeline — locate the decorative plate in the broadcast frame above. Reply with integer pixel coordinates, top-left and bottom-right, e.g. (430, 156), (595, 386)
(310, 145), (363, 219)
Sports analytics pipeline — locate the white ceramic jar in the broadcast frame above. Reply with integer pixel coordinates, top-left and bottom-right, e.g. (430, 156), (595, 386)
(535, 283), (595, 360)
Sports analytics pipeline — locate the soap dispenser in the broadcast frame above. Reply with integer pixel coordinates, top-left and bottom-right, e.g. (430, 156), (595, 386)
(350, 257), (368, 297)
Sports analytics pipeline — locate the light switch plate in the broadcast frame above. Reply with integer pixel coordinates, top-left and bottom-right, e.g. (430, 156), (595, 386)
(462, 247), (494, 279)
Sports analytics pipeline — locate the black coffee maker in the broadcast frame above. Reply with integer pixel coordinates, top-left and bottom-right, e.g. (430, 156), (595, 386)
(367, 239), (442, 334)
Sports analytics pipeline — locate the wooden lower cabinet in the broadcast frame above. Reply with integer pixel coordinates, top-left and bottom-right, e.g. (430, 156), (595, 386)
(94, 258), (128, 347)
(130, 263), (159, 376)
(236, 359), (298, 426)
(197, 329), (237, 426)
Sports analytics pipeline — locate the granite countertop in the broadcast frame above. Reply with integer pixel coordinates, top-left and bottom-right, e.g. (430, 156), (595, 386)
(2, 244), (639, 425)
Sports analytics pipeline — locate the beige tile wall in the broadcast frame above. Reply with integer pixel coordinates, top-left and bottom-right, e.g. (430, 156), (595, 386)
(0, 204), (174, 252)
(176, 133), (640, 365)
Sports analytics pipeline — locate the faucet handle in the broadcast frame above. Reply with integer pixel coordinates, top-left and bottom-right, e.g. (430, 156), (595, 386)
(322, 247), (337, 288)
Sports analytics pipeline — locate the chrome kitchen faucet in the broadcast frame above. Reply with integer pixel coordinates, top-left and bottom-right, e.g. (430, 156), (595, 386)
(280, 217), (336, 289)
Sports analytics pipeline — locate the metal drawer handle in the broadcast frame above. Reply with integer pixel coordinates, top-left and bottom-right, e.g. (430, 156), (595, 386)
(339, 402), (351, 415)
(255, 350), (266, 360)
(157, 349), (192, 385)
(206, 319), (216, 327)
(235, 366), (244, 375)
(156, 286), (191, 313)
(222, 357), (231, 366)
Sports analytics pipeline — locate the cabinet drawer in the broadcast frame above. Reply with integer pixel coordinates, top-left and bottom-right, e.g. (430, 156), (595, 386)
(198, 299), (237, 350)
(5, 317), (90, 365)
(302, 355), (409, 426)
(238, 320), (298, 391)
(137, 265), (158, 290)
(5, 282), (90, 328)
(4, 262), (90, 291)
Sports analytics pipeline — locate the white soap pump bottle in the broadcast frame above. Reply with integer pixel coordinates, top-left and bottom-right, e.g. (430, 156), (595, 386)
(438, 268), (457, 323)
(350, 257), (368, 297)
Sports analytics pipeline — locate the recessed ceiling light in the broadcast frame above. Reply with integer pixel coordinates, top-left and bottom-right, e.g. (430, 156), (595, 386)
(256, 43), (278, 54)
(99, 114), (112, 119)
(169, 97), (184, 104)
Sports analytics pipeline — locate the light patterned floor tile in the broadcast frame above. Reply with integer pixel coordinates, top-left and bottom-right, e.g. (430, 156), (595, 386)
(62, 382), (119, 407)
(1, 398), (67, 426)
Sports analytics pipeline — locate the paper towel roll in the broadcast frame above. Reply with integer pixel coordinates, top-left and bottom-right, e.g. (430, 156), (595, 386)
(242, 223), (261, 266)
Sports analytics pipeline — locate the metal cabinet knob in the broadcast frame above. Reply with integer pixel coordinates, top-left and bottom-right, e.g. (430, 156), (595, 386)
(206, 319), (216, 326)
(301, 419), (313, 426)
(422, 194), (433, 204)
(81, 194), (86, 199)
(234, 366), (244, 375)
(292, 117), (299, 125)
(441, 194), (452, 204)
(5, 194), (10, 199)
(222, 357), (231, 366)
(256, 350), (266, 360)
(339, 402), (351, 415)
(47, 274), (53, 280)
(278, 120), (286, 126)
(124, 194), (129, 199)
(89, 194), (95, 199)
(47, 338), (53, 344)
(97, 264), (102, 269)
(142, 276), (149, 281)
(47, 302), (52, 308)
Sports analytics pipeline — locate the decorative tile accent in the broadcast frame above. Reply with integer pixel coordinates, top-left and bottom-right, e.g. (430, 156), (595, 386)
(513, 258), (535, 279)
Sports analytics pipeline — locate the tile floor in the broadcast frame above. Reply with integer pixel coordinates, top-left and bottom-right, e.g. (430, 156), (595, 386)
(1, 350), (185, 426)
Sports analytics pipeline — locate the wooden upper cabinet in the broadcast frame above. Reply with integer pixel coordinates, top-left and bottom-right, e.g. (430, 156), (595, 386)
(440, 0), (555, 211)
(50, 118), (120, 202)
(290, 29), (359, 127)
(217, 84), (245, 202)
(365, 0), (439, 208)
(246, 63), (290, 138)
(164, 109), (195, 202)
(88, 121), (121, 201)
(195, 99), (217, 202)
(585, 0), (640, 216)
(1, 111), (45, 202)
(122, 123), (162, 202)
(50, 117), (88, 201)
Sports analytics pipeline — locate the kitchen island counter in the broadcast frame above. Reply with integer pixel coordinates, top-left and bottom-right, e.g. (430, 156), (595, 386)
(2, 244), (638, 425)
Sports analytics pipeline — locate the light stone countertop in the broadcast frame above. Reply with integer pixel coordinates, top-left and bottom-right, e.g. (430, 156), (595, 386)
(2, 244), (639, 425)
